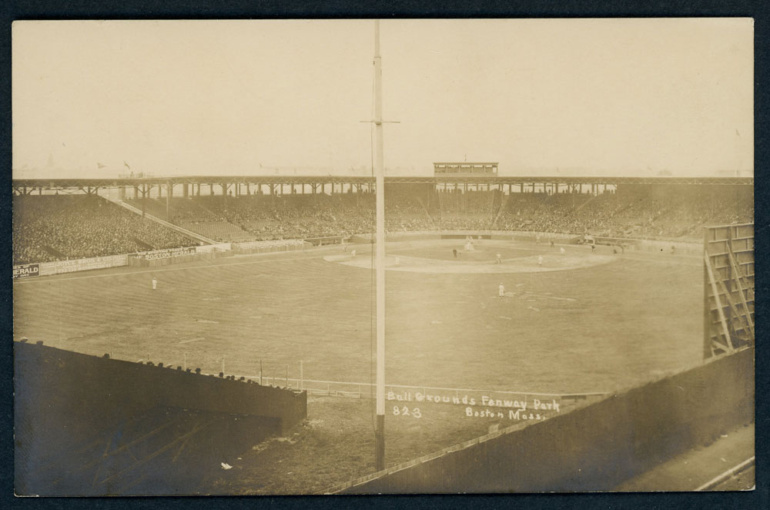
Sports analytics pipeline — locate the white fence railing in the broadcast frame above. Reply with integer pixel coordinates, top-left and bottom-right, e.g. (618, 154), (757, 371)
(108, 198), (218, 245)
(248, 376), (607, 405)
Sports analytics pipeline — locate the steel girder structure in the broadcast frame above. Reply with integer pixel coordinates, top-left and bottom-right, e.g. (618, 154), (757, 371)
(12, 175), (754, 195)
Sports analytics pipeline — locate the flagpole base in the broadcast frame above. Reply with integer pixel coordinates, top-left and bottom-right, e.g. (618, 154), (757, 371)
(375, 413), (385, 471)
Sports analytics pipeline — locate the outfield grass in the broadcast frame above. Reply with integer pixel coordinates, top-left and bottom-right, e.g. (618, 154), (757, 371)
(14, 241), (702, 392)
(13, 239), (705, 493)
(14, 240), (702, 393)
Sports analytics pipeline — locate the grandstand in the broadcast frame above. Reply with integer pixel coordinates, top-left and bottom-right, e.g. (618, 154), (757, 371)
(13, 194), (199, 265)
(12, 176), (753, 266)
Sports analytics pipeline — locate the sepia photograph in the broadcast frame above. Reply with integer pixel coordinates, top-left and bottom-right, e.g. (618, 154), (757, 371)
(12, 18), (754, 496)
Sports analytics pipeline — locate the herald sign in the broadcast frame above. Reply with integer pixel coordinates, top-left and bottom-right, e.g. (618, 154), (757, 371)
(13, 264), (40, 279)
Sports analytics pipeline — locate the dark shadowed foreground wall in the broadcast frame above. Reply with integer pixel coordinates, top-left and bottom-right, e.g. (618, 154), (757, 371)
(15, 342), (306, 495)
(338, 347), (753, 494)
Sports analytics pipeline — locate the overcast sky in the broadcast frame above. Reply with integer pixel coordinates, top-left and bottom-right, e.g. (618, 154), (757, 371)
(13, 18), (753, 179)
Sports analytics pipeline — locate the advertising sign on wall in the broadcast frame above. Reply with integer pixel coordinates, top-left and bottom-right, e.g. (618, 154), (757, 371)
(142, 246), (197, 261)
(38, 255), (129, 276)
(13, 263), (40, 279)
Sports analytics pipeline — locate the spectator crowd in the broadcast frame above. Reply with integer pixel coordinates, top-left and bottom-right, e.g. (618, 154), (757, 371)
(13, 195), (198, 265)
(14, 184), (753, 265)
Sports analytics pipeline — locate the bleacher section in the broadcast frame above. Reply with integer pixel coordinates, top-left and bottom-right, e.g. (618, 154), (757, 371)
(13, 183), (753, 265)
(177, 220), (255, 243)
(13, 195), (199, 265)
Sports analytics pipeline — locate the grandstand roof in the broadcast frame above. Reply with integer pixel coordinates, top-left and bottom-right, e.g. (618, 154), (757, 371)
(12, 175), (754, 190)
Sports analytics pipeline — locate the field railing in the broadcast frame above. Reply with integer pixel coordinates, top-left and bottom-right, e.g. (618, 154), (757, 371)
(245, 375), (607, 405)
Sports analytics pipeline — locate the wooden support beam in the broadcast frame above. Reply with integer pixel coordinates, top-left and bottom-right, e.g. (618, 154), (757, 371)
(704, 227), (713, 358)
(60, 417), (181, 483)
(705, 254), (735, 353)
(711, 339), (732, 354)
(715, 275), (750, 340)
(726, 249), (754, 337)
(141, 184), (147, 217)
(96, 419), (213, 487)
(727, 250), (754, 336)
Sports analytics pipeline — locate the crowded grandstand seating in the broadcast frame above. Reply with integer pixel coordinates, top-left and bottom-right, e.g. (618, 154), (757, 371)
(13, 195), (198, 265)
(494, 186), (753, 240)
(13, 184), (753, 265)
(128, 196), (258, 243)
(188, 194), (374, 240)
(177, 221), (254, 243)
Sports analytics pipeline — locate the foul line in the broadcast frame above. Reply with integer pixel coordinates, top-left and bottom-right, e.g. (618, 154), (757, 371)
(694, 456), (755, 491)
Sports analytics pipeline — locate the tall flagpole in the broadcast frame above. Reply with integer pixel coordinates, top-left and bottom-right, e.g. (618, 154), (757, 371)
(373, 19), (386, 472)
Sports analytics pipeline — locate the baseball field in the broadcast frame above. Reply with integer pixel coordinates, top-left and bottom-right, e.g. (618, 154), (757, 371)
(13, 238), (705, 493)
